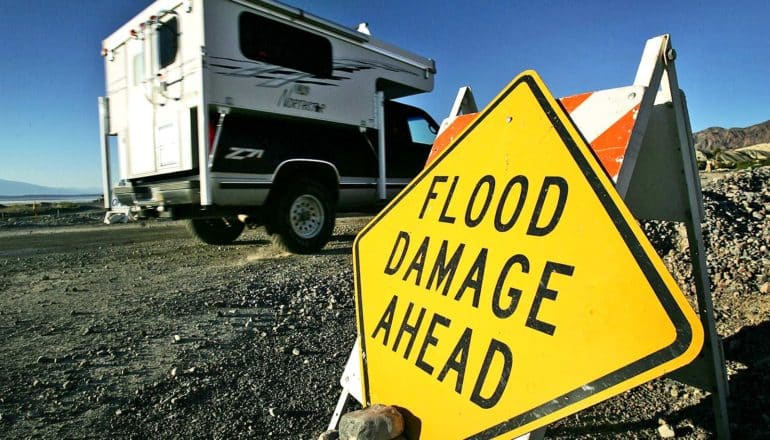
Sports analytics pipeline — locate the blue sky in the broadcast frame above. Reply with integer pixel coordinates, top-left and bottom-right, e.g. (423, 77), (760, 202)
(0, 0), (768, 189)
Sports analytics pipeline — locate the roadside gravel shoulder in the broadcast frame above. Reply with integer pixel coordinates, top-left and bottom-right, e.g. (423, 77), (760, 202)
(0, 168), (767, 439)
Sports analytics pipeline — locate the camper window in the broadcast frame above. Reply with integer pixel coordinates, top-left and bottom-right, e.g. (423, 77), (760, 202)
(239, 12), (332, 78)
(157, 17), (178, 69)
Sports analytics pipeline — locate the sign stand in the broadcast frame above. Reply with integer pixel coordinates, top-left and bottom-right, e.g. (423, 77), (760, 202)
(328, 338), (363, 431)
(330, 34), (729, 439)
(617, 34), (731, 439)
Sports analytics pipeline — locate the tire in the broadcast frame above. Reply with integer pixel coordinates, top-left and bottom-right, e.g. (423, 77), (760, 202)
(187, 217), (245, 245)
(269, 179), (335, 254)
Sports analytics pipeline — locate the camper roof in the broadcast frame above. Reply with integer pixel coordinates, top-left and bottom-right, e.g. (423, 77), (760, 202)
(103, 0), (436, 75)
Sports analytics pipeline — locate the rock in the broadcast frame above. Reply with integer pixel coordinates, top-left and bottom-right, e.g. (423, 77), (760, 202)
(36, 356), (53, 364)
(173, 334), (181, 343)
(760, 282), (769, 294)
(339, 404), (404, 440)
(657, 422), (676, 438)
(318, 430), (339, 440)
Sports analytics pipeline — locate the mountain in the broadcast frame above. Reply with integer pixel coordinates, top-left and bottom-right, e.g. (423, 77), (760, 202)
(0, 178), (100, 197)
(694, 119), (770, 155)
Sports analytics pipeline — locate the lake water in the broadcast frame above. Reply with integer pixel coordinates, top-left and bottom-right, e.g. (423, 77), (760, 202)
(0, 195), (102, 205)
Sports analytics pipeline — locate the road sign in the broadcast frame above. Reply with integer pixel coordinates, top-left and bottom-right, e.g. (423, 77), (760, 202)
(352, 71), (703, 439)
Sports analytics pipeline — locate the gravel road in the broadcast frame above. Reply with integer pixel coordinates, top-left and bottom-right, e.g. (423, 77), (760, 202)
(0, 167), (768, 439)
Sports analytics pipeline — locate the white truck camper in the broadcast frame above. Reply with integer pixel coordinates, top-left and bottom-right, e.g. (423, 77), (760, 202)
(99, 0), (438, 253)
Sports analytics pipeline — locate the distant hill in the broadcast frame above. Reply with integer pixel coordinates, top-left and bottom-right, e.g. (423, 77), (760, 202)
(0, 178), (100, 197)
(694, 119), (770, 155)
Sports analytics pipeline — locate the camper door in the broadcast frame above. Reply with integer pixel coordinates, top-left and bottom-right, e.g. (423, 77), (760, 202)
(125, 11), (186, 178)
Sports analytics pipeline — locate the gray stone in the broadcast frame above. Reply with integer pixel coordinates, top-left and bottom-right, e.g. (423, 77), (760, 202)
(669, 386), (679, 398)
(36, 356), (53, 364)
(318, 430), (339, 440)
(657, 423), (676, 438)
(339, 404), (404, 440)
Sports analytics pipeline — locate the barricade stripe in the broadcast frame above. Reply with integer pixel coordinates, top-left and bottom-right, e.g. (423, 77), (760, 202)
(589, 106), (640, 180)
(428, 89), (640, 182)
(567, 89), (638, 143)
(559, 91), (592, 113)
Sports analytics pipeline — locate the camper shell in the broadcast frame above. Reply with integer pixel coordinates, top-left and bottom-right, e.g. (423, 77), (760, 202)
(99, 0), (437, 252)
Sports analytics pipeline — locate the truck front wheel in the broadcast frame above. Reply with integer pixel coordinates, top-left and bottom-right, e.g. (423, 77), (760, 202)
(270, 180), (335, 254)
(187, 217), (245, 245)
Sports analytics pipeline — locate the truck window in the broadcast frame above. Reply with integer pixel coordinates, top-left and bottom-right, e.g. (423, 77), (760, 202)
(407, 114), (438, 145)
(157, 17), (178, 69)
(239, 12), (332, 78)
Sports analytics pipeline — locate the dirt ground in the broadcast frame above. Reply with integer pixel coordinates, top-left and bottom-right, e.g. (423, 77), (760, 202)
(0, 168), (768, 439)
(0, 219), (366, 438)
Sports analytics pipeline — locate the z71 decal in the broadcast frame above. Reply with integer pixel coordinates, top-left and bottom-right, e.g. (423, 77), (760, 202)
(225, 147), (265, 160)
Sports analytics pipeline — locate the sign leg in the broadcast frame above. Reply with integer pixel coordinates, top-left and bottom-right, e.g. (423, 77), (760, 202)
(328, 389), (350, 431)
(671, 84), (731, 439)
(682, 214), (731, 439)
(514, 427), (547, 440)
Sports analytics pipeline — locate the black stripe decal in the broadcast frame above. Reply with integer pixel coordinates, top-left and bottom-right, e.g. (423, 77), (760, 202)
(209, 63), (239, 70)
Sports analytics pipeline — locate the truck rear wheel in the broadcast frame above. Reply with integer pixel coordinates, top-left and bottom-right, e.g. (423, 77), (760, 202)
(270, 179), (335, 254)
(187, 217), (245, 245)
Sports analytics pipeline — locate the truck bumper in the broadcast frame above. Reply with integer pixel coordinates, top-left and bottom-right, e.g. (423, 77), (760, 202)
(114, 180), (200, 207)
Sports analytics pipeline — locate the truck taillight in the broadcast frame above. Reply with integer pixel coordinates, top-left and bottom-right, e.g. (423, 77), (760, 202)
(208, 121), (216, 154)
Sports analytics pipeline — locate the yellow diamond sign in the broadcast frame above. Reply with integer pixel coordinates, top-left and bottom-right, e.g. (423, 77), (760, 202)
(352, 71), (703, 439)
